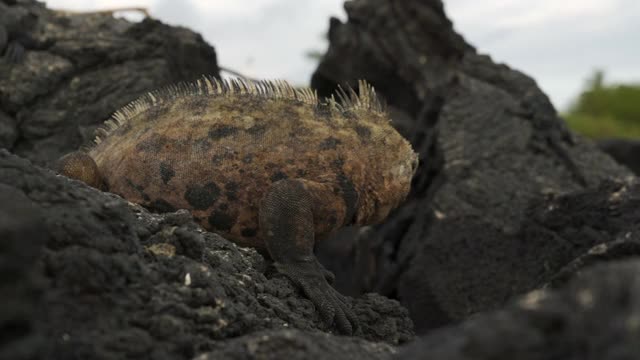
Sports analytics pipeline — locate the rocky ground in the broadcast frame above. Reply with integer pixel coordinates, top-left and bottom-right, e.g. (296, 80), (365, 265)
(1, 0), (639, 359)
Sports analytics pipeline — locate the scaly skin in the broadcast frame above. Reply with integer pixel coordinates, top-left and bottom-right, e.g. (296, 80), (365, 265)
(57, 77), (418, 334)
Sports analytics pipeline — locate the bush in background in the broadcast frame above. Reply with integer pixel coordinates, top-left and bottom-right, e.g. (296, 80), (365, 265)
(563, 70), (640, 139)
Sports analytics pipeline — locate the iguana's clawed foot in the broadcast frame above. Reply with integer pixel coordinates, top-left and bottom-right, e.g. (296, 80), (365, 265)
(275, 258), (358, 335)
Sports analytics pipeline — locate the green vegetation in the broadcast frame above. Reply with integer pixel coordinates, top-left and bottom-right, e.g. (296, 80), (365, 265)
(563, 70), (640, 139)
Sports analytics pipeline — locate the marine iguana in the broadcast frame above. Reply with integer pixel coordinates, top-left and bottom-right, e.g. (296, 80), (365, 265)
(57, 77), (419, 334)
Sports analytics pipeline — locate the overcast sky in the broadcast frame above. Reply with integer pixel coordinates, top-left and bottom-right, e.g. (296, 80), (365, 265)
(45, 0), (639, 110)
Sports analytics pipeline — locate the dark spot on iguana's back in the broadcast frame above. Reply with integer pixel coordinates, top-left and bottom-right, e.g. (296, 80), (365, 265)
(354, 125), (371, 141)
(159, 162), (175, 184)
(125, 178), (150, 201)
(193, 137), (211, 151)
(241, 227), (257, 237)
(184, 182), (220, 210)
(328, 212), (338, 227)
(246, 124), (266, 136)
(208, 211), (236, 231)
(185, 96), (210, 115)
(149, 199), (177, 213)
(270, 171), (288, 182)
(224, 182), (239, 200)
(208, 125), (239, 140)
(319, 136), (341, 150)
(212, 151), (235, 165)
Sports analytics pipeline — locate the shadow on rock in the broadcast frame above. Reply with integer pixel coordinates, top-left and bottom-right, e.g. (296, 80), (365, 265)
(599, 138), (640, 176)
(0, 183), (47, 360)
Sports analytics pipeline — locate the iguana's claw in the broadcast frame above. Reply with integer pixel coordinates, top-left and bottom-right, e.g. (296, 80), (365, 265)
(275, 259), (359, 335)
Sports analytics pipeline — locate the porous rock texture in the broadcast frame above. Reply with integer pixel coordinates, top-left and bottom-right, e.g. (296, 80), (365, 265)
(311, 0), (638, 333)
(198, 329), (395, 360)
(0, 151), (412, 359)
(396, 259), (640, 360)
(0, 1), (413, 359)
(0, 0), (219, 166)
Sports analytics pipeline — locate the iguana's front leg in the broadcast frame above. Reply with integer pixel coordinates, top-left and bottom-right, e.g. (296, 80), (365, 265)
(259, 179), (359, 335)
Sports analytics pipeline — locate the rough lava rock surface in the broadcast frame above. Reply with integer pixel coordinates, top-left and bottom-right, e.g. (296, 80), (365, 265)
(0, 0), (219, 166)
(197, 329), (396, 360)
(0, 182), (47, 360)
(0, 149), (413, 359)
(396, 259), (640, 360)
(311, 0), (636, 332)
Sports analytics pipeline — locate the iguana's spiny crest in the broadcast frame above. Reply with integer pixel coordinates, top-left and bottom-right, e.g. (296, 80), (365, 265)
(94, 77), (384, 145)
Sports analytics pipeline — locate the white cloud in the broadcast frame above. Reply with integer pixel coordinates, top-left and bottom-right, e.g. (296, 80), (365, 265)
(447, 0), (618, 28)
(150, 0), (346, 86)
(447, 0), (640, 108)
(190, 0), (284, 18)
(44, 0), (155, 11)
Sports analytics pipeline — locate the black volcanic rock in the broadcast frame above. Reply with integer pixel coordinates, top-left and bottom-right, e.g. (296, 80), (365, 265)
(0, 183), (47, 360)
(396, 259), (640, 360)
(0, 0), (219, 165)
(311, 0), (633, 332)
(0, 149), (413, 359)
(198, 329), (397, 360)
